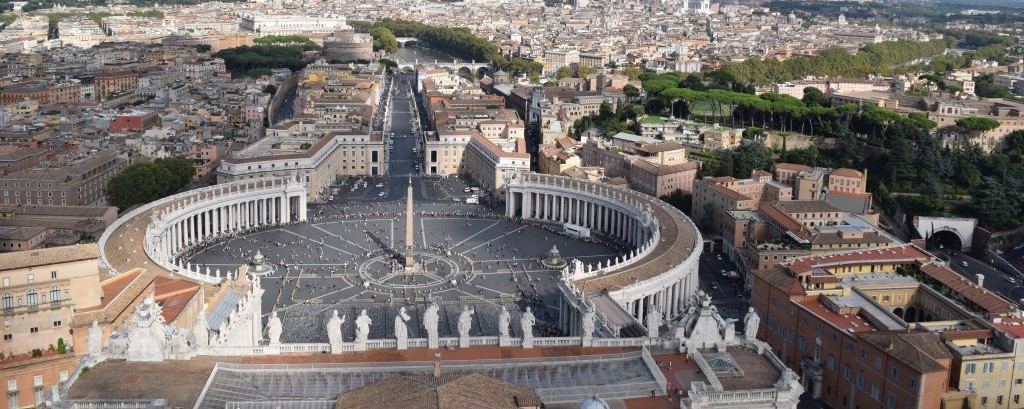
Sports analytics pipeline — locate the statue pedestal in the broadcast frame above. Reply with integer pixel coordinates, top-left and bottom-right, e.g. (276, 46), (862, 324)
(329, 342), (345, 354)
(459, 335), (470, 348)
(396, 338), (407, 350)
(499, 336), (514, 347)
(353, 341), (367, 352)
(522, 338), (533, 349)
(581, 336), (592, 348)
(428, 336), (439, 350)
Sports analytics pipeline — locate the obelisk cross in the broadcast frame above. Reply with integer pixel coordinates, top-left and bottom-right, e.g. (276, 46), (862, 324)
(405, 176), (415, 270)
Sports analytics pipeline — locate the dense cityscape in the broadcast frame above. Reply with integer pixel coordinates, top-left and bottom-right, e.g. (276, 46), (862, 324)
(0, 0), (1023, 408)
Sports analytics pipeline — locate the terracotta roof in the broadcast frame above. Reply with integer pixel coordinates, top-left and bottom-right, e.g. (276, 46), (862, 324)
(711, 184), (750, 202)
(753, 267), (806, 296)
(797, 297), (875, 333)
(758, 202), (808, 239)
(918, 263), (1017, 315)
(859, 332), (952, 374)
(830, 168), (863, 178)
(773, 200), (843, 215)
(630, 158), (699, 176)
(335, 373), (539, 409)
(637, 141), (685, 154)
(785, 245), (930, 275)
(0, 243), (98, 270)
(154, 276), (200, 324)
(775, 163), (812, 172)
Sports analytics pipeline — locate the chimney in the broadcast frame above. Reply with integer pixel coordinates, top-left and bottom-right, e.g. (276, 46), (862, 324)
(977, 274), (985, 287)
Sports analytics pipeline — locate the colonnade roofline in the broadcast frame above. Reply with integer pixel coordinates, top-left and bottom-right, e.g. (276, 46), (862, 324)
(99, 177), (309, 284)
(506, 172), (702, 294)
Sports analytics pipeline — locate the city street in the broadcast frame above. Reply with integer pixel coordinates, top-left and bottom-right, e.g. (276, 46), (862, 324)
(940, 248), (1024, 304)
(696, 250), (749, 324)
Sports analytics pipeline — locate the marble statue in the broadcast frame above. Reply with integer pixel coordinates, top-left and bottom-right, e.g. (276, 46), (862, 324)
(581, 309), (596, 339)
(744, 307), (760, 340)
(394, 307), (410, 346)
(326, 310), (345, 346)
(498, 306), (511, 338)
(355, 309), (372, 343)
(267, 311), (283, 346)
(457, 305), (474, 338)
(168, 328), (189, 356)
(424, 303), (440, 348)
(646, 306), (663, 338)
(521, 307), (536, 347)
(88, 320), (103, 356)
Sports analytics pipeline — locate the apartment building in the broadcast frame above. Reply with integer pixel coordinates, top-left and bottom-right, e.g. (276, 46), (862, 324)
(1, 245), (102, 409)
(0, 150), (127, 206)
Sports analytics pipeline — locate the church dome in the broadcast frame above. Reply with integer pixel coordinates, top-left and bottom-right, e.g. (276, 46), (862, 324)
(579, 395), (610, 409)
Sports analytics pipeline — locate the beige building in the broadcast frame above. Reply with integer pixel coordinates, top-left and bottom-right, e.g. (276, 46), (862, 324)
(0, 245), (102, 409)
(0, 150), (127, 207)
(218, 120), (386, 201)
(462, 134), (530, 193)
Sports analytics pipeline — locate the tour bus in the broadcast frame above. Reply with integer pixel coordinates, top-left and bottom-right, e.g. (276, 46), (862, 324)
(465, 197), (479, 204)
(563, 223), (591, 238)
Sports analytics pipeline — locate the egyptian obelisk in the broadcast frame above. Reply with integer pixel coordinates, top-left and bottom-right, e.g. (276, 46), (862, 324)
(405, 176), (415, 270)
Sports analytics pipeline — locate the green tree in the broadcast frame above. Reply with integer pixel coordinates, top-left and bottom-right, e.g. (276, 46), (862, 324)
(956, 117), (1001, 132)
(379, 58), (398, 69)
(731, 142), (773, 178)
(368, 27), (398, 53)
(660, 189), (692, 215)
(623, 84), (640, 100)
(971, 177), (1019, 229)
(263, 84), (277, 96)
(106, 158), (195, 210)
(106, 162), (173, 210)
(801, 87), (829, 107)
(555, 66), (574, 79)
(621, 65), (643, 81)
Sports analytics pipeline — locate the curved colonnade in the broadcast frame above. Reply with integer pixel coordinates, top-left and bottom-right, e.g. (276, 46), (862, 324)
(505, 173), (702, 322)
(99, 177), (308, 284)
(101, 172), (700, 325)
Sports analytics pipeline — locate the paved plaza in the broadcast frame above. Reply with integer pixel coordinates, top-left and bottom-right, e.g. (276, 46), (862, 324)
(184, 176), (624, 342)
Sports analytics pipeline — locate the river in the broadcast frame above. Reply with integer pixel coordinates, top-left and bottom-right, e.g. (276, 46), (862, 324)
(392, 45), (457, 65)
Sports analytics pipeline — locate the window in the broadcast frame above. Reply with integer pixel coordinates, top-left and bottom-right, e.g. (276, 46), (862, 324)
(886, 393), (897, 408)
(860, 348), (868, 360)
(985, 362), (995, 373)
(875, 356), (882, 370)
(50, 286), (60, 304)
(26, 273), (33, 283)
(966, 363), (977, 374)
(32, 376), (41, 387)
(856, 372), (865, 389)
(982, 396), (988, 405)
(50, 271), (56, 280)
(7, 380), (15, 391)
(59, 371), (68, 382)
(2, 334), (10, 341)
(870, 383), (879, 400)
(827, 354), (836, 370)
(2, 293), (11, 311)
(53, 321), (61, 327)
(29, 327), (38, 333)
(26, 289), (36, 307)
(966, 380), (975, 391)
(998, 396), (1004, 405)
(842, 365), (852, 380)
